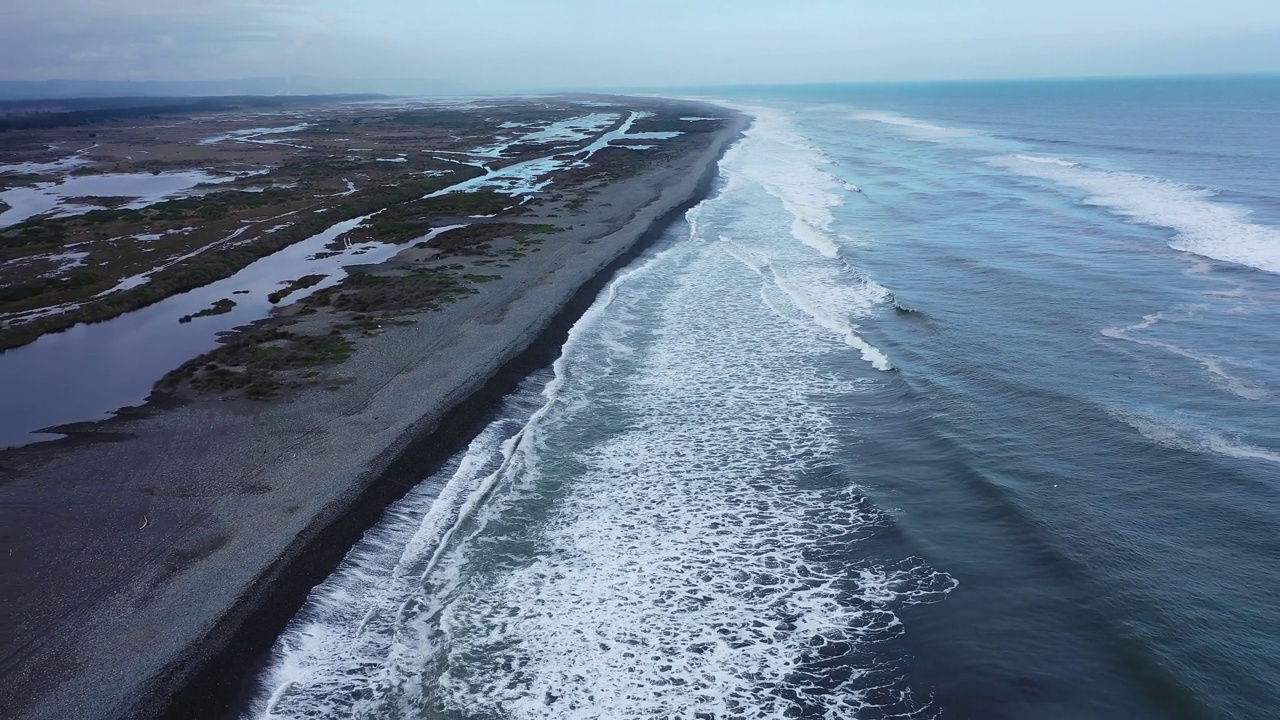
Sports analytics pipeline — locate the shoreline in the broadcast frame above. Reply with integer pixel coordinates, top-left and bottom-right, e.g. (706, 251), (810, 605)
(177, 109), (745, 720)
(0, 100), (748, 719)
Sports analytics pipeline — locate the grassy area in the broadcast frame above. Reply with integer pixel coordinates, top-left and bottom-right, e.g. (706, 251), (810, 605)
(5, 97), (718, 402)
(0, 173), (478, 351)
(159, 264), (492, 399)
(159, 329), (356, 399)
(416, 189), (514, 217)
(311, 267), (473, 314)
(429, 222), (557, 257)
(178, 298), (235, 323)
(268, 274), (327, 304)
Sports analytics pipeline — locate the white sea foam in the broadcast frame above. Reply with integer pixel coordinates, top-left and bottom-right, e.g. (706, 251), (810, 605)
(420, 208), (945, 718)
(249, 243), (683, 720)
(852, 112), (976, 141)
(1012, 154), (1078, 168)
(730, 107), (845, 259)
(989, 154), (1280, 275)
(1102, 312), (1266, 400)
(249, 116), (948, 718)
(716, 104), (893, 370)
(1113, 409), (1280, 465)
(255, 400), (538, 719)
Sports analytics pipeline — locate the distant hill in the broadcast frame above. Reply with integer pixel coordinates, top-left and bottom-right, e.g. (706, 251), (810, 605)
(0, 77), (461, 101)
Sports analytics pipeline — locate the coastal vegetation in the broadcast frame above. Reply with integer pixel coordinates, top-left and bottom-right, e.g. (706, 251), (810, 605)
(159, 328), (357, 399)
(159, 264), (491, 399)
(0, 124), (491, 350)
(178, 298), (235, 323)
(268, 275), (327, 304)
(3, 98), (708, 404)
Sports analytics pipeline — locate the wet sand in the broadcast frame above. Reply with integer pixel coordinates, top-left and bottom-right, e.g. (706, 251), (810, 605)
(0, 102), (747, 719)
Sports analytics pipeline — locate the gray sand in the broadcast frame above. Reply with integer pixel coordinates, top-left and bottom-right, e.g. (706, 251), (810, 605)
(0, 106), (747, 719)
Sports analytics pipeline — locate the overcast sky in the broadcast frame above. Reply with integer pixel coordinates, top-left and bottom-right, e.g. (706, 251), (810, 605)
(4, 0), (1279, 90)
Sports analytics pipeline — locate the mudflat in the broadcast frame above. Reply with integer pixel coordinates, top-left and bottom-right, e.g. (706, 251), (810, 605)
(0, 95), (746, 719)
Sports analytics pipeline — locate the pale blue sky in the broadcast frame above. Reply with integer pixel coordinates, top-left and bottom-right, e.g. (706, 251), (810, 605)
(3, 0), (1278, 89)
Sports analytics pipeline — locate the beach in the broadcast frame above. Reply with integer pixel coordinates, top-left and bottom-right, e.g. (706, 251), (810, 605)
(0, 97), (747, 719)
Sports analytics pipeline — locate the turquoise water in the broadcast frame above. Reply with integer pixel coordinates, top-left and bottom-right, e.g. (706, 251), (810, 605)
(249, 78), (1280, 719)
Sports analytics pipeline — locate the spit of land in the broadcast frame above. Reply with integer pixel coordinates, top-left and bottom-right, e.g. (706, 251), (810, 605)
(0, 94), (746, 719)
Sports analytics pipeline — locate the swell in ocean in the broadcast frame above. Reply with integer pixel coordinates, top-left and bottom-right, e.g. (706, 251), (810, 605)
(245, 106), (956, 719)
(828, 79), (1279, 718)
(854, 107), (1280, 276)
(245, 79), (1280, 719)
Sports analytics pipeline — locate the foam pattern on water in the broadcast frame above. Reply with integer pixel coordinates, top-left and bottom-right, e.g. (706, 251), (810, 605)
(1112, 409), (1280, 466)
(251, 380), (549, 719)
(989, 153), (1280, 275)
(1101, 311), (1267, 401)
(851, 112), (977, 141)
(250, 106), (952, 719)
(843, 109), (1280, 276)
(719, 105), (893, 369)
(413, 217), (951, 719)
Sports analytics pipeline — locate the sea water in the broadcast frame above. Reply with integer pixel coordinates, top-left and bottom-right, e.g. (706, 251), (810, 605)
(248, 77), (1280, 718)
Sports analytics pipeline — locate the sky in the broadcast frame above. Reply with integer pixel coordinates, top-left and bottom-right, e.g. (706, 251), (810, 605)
(2, 0), (1278, 91)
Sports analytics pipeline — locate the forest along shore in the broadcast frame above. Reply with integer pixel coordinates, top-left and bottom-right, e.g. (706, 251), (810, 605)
(0, 95), (748, 720)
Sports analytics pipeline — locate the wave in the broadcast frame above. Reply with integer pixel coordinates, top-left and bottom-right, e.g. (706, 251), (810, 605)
(253, 382), (544, 719)
(249, 108), (941, 719)
(1011, 154), (1079, 168)
(248, 238), (685, 719)
(1101, 312), (1266, 400)
(1112, 409), (1280, 466)
(716, 104), (894, 370)
(851, 111), (976, 141)
(426, 203), (948, 718)
(727, 240), (893, 370)
(728, 105), (846, 259)
(888, 292), (923, 315)
(989, 154), (1280, 275)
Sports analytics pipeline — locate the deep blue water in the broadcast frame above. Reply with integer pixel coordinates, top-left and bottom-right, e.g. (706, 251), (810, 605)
(725, 77), (1280, 719)
(249, 78), (1280, 719)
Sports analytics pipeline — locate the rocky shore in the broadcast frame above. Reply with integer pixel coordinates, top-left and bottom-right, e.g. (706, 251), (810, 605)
(0, 101), (747, 719)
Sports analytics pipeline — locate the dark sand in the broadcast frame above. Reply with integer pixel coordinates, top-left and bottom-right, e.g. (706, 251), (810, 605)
(0, 102), (747, 719)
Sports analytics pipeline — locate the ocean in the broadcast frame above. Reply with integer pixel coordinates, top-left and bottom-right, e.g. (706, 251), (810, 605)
(245, 77), (1280, 719)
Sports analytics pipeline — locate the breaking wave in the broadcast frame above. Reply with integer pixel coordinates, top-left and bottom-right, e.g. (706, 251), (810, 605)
(989, 154), (1280, 275)
(1112, 409), (1280, 466)
(1101, 312), (1267, 401)
(851, 112), (977, 141)
(721, 104), (894, 370)
(248, 105), (950, 719)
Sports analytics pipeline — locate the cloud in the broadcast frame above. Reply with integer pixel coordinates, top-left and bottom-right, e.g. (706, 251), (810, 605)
(0, 0), (314, 80)
(0, 0), (1276, 89)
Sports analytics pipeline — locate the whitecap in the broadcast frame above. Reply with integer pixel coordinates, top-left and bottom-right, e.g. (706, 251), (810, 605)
(989, 154), (1280, 275)
(714, 103), (894, 370)
(1112, 409), (1280, 465)
(247, 108), (938, 720)
(1101, 311), (1266, 400)
(852, 111), (976, 140)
